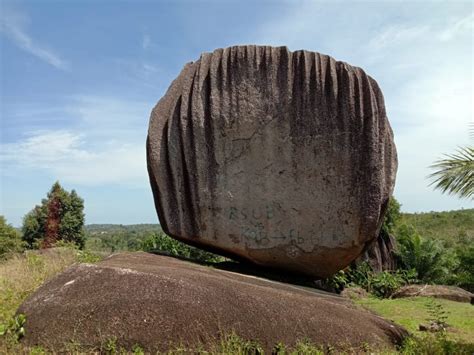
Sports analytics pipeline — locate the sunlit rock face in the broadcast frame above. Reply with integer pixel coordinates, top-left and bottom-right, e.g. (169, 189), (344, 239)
(147, 45), (397, 278)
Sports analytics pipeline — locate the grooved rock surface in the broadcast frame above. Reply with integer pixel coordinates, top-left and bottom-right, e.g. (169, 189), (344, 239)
(357, 230), (398, 272)
(18, 253), (407, 352)
(147, 45), (397, 277)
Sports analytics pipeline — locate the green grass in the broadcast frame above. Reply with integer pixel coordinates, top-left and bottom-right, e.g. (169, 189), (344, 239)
(0, 247), (103, 353)
(356, 296), (474, 344)
(2, 248), (473, 354)
(399, 209), (474, 246)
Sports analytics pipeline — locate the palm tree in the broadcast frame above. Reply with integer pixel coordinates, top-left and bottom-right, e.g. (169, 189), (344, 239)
(428, 125), (474, 199)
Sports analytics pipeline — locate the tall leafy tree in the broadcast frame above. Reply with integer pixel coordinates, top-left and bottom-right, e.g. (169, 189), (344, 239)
(22, 182), (85, 249)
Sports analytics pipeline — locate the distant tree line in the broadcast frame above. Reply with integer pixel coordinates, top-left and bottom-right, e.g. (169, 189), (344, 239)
(1, 183), (472, 294)
(86, 225), (224, 263)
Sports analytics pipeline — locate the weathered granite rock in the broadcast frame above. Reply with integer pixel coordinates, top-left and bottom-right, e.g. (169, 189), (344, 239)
(393, 285), (474, 304)
(18, 253), (407, 352)
(147, 45), (397, 277)
(356, 230), (398, 272)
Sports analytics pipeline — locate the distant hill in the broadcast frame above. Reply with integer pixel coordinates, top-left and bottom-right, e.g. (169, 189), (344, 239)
(399, 209), (473, 245)
(84, 224), (162, 252)
(86, 224), (161, 235)
(85, 209), (473, 246)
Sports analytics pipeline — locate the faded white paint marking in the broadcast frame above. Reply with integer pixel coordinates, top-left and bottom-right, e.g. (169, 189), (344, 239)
(64, 279), (75, 286)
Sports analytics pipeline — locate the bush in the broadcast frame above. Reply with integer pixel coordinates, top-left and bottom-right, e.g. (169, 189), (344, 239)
(0, 216), (25, 260)
(381, 197), (402, 235)
(370, 271), (406, 298)
(395, 224), (455, 284)
(141, 232), (225, 263)
(327, 262), (416, 298)
(400, 334), (474, 355)
(451, 245), (474, 292)
(53, 240), (103, 263)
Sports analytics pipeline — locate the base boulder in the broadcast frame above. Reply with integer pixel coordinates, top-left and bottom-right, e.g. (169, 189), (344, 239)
(18, 252), (407, 352)
(392, 285), (473, 304)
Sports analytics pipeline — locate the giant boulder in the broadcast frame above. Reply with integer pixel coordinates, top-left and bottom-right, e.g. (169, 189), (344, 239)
(147, 45), (397, 277)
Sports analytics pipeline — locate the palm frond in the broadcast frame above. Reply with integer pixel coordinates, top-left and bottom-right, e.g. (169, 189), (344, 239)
(428, 146), (474, 199)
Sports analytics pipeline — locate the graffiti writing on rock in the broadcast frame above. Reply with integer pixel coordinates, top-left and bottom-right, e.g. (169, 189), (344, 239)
(227, 206), (305, 247)
(228, 205), (274, 221)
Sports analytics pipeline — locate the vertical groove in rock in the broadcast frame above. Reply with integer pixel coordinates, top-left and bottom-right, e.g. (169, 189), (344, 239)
(147, 45), (398, 278)
(167, 97), (185, 234)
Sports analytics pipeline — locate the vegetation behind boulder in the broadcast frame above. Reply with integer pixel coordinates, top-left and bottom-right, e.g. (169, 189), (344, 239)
(85, 224), (224, 263)
(0, 216), (24, 260)
(327, 199), (473, 296)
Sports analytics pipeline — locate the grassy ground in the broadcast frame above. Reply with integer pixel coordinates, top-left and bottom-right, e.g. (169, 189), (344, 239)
(0, 248), (102, 354)
(399, 209), (474, 245)
(0, 249), (79, 327)
(1, 249), (473, 354)
(356, 296), (474, 344)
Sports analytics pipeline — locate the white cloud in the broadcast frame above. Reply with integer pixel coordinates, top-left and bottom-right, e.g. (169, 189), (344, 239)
(1, 131), (88, 165)
(0, 7), (68, 70)
(0, 130), (147, 186)
(0, 95), (153, 187)
(438, 13), (474, 41)
(112, 58), (162, 88)
(69, 95), (149, 129)
(367, 13), (474, 52)
(368, 25), (429, 50)
(3, 95), (152, 138)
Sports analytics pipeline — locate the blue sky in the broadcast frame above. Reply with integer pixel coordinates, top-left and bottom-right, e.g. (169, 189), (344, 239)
(1, 0), (473, 226)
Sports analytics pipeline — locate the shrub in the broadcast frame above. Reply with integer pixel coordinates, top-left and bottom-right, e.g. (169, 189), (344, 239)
(395, 224), (454, 283)
(400, 334), (474, 355)
(0, 314), (25, 341)
(141, 232), (225, 263)
(0, 216), (25, 260)
(327, 262), (415, 297)
(370, 271), (405, 298)
(381, 197), (402, 235)
(0, 248), (79, 353)
(53, 240), (103, 263)
(452, 245), (474, 292)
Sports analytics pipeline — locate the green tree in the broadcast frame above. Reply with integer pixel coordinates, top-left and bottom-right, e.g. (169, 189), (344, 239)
(22, 182), (85, 249)
(452, 245), (474, 292)
(0, 216), (25, 259)
(22, 206), (46, 248)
